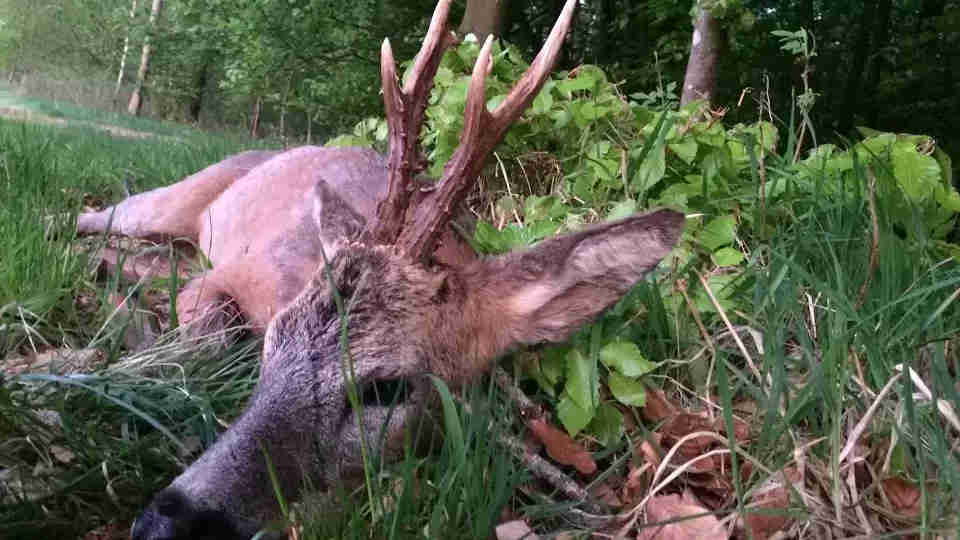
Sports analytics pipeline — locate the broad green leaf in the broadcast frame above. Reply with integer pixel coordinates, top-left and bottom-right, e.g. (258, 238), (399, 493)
(524, 195), (565, 222)
(606, 199), (638, 221)
(608, 372), (647, 406)
(550, 109), (572, 129)
(486, 94), (506, 112)
(891, 141), (942, 202)
(599, 341), (656, 377)
(564, 348), (596, 412)
(531, 83), (555, 114)
(669, 137), (698, 164)
(588, 403), (624, 447)
(694, 273), (741, 313)
(541, 346), (568, 386)
(935, 185), (960, 212)
(699, 215), (737, 251)
(713, 247), (745, 266)
(632, 145), (666, 193)
(557, 394), (593, 437)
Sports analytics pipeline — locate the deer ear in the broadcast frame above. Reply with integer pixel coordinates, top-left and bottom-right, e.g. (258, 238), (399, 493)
(313, 180), (364, 245)
(465, 209), (684, 352)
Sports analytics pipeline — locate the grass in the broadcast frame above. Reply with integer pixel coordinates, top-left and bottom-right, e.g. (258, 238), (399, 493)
(0, 117), (269, 538)
(0, 98), (958, 540)
(0, 81), (213, 139)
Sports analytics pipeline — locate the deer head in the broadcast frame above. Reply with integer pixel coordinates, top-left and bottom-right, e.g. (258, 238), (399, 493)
(131, 1), (684, 538)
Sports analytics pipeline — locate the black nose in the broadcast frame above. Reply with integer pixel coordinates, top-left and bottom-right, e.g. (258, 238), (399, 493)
(131, 488), (248, 540)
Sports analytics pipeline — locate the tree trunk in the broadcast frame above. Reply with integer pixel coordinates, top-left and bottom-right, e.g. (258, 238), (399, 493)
(866, 0), (892, 127)
(188, 57), (211, 124)
(680, 3), (724, 106)
(127, 0), (164, 116)
(250, 96), (263, 139)
(838, 0), (877, 133)
(458, 0), (505, 41)
(114, 0), (139, 108)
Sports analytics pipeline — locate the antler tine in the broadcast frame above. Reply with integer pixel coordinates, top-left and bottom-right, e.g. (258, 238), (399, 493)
(369, 0), (458, 246)
(397, 0), (578, 258)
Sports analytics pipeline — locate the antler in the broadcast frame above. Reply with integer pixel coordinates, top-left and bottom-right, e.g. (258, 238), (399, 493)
(370, 0), (577, 260)
(368, 0), (458, 246)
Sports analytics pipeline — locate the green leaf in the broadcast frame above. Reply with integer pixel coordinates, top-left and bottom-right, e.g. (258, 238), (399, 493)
(531, 82), (555, 114)
(608, 372), (647, 406)
(564, 348), (596, 412)
(699, 215), (736, 251)
(557, 394), (593, 437)
(713, 247), (745, 266)
(606, 199), (638, 221)
(599, 341), (656, 377)
(891, 141), (942, 202)
(430, 376), (465, 469)
(588, 403), (624, 447)
(668, 138), (698, 164)
(541, 346), (569, 386)
(473, 221), (510, 254)
(632, 145), (666, 193)
(524, 195), (565, 221)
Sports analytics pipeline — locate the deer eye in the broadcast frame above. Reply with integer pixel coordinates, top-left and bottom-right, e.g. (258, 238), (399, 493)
(359, 378), (411, 407)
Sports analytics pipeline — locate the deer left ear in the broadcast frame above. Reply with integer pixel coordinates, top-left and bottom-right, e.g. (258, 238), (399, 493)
(313, 180), (364, 248)
(462, 209), (684, 358)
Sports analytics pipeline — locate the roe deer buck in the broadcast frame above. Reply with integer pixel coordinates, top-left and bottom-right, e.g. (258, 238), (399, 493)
(120, 1), (685, 538)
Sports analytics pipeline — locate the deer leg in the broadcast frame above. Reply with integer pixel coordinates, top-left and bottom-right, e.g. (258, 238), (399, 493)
(77, 150), (279, 242)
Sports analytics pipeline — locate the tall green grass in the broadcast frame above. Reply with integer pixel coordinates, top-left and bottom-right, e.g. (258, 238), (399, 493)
(0, 119), (256, 354)
(0, 117), (267, 538)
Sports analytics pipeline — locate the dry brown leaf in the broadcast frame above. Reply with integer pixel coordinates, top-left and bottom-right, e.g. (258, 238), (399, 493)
(637, 436), (662, 469)
(623, 465), (649, 505)
(742, 466), (802, 540)
(496, 520), (540, 540)
(882, 476), (922, 517)
(82, 521), (129, 540)
(718, 416), (751, 443)
(661, 413), (718, 473)
(590, 480), (624, 508)
(642, 387), (678, 423)
(637, 491), (727, 540)
(527, 417), (597, 475)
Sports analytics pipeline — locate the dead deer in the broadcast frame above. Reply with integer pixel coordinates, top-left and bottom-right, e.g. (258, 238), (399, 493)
(119, 1), (684, 538)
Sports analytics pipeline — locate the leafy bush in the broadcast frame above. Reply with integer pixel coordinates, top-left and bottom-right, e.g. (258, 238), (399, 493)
(329, 40), (958, 439)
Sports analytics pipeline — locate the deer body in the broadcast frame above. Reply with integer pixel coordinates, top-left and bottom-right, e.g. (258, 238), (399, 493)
(78, 146), (471, 330)
(115, 1), (686, 538)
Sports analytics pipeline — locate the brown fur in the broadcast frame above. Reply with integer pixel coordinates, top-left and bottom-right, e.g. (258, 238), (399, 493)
(78, 147), (475, 332)
(120, 1), (684, 537)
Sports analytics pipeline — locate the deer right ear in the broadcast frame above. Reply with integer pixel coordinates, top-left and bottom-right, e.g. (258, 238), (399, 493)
(461, 209), (685, 364)
(313, 180), (364, 246)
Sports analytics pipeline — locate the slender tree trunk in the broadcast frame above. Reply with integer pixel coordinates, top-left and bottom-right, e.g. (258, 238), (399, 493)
(839, 0), (877, 133)
(114, 0), (139, 108)
(127, 0), (164, 116)
(866, 0), (892, 127)
(250, 96), (263, 139)
(188, 57), (211, 124)
(458, 0), (505, 41)
(680, 3), (724, 106)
